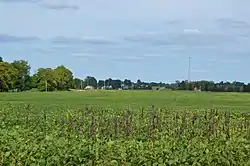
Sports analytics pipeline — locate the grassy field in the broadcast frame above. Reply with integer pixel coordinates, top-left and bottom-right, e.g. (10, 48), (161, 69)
(1, 91), (250, 165)
(1, 90), (250, 110)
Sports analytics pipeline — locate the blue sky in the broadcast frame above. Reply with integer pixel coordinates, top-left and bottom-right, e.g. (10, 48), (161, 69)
(1, 0), (250, 83)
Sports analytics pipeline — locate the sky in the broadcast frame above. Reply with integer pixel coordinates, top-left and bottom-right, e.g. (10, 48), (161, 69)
(1, 0), (250, 83)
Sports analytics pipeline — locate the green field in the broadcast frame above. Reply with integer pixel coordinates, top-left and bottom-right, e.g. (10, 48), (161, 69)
(1, 91), (250, 165)
(1, 90), (250, 110)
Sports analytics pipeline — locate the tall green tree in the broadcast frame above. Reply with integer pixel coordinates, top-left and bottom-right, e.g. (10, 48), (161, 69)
(135, 79), (142, 89)
(0, 62), (18, 92)
(111, 79), (122, 89)
(24, 75), (37, 90)
(35, 68), (57, 91)
(98, 80), (105, 88)
(11, 60), (31, 91)
(54, 65), (74, 91)
(74, 78), (85, 89)
(124, 79), (132, 87)
(85, 76), (97, 88)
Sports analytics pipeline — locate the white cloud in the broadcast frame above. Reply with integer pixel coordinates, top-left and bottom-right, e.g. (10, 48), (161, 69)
(123, 30), (235, 47)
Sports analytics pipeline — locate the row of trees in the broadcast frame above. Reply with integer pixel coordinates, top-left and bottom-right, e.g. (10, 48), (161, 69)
(170, 80), (248, 92)
(0, 57), (73, 92)
(1, 56), (250, 92)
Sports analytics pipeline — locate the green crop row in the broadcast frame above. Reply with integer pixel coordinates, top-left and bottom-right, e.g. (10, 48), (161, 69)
(1, 103), (250, 165)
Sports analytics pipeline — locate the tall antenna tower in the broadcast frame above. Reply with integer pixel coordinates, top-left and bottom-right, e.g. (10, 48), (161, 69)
(188, 56), (191, 82)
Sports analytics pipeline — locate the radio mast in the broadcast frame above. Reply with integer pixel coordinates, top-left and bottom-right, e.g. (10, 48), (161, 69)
(188, 56), (191, 82)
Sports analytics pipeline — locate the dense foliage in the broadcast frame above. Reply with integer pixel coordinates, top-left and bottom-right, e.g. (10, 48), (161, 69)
(0, 57), (74, 92)
(1, 102), (250, 165)
(1, 56), (250, 92)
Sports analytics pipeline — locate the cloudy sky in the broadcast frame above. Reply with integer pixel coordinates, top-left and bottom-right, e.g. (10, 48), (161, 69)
(1, 0), (250, 83)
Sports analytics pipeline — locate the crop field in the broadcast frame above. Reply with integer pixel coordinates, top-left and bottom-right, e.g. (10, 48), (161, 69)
(1, 91), (250, 165)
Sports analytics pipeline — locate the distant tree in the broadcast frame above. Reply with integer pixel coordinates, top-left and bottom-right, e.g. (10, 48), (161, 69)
(0, 62), (18, 92)
(244, 84), (250, 92)
(74, 78), (85, 89)
(35, 68), (57, 91)
(11, 60), (31, 91)
(54, 65), (74, 91)
(98, 80), (105, 88)
(112, 79), (122, 89)
(85, 76), (97, 88)
(24, 75), (37, 90)
(104, 78), (112, 88)
(124, 79), (132, 89)
(136, 79), (142, 89)
(0, 57), (3, 62)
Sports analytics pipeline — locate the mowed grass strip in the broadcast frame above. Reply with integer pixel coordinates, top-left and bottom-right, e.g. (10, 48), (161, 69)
(0, 90), (250, 110)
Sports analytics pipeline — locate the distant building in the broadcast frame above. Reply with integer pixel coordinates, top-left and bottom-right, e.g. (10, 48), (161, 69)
(101, 85), (112, 90)
(159, 87), (166, 91)
(85, 86), (94, 90)
(106, 85), (113, 90)
(194, 86), (202, 91)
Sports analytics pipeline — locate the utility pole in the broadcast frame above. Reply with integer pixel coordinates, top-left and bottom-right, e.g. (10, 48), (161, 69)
(45, 80), (48, 92)
(188, 56), (191, 83)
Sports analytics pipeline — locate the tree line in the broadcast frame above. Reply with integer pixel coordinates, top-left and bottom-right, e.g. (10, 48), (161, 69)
(0, 57), (73, 92)
(1, 56), (250, 92)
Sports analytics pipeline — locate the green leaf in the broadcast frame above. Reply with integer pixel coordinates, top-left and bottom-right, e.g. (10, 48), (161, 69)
(111, 160), (118, 166)
(5, 151), (11, 157)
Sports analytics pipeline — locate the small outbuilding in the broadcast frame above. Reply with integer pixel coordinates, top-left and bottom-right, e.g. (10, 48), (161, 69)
(85, 86), (95, 90)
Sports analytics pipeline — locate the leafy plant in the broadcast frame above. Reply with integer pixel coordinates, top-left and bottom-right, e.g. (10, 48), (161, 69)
(1, 103), (250, 165)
